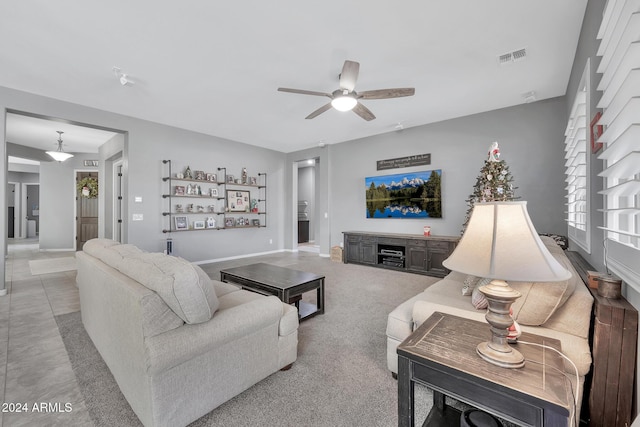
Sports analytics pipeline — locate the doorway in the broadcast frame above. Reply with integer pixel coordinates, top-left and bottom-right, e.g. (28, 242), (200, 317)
(297, 158), (320, 253)
(76, 171), (99, 250)
(22, 183), (40, 239)
(7, 183), (17, 238)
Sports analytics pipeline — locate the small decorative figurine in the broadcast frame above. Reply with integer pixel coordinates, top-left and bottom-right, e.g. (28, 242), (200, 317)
(241, 167), (248, 184)
(185, 166), (193, 179)
(251, 199), (258, 213)
(488, 141), (500, 162)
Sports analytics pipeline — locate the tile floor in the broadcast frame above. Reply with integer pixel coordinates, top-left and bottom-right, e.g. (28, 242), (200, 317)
(1, 239), (93, 426)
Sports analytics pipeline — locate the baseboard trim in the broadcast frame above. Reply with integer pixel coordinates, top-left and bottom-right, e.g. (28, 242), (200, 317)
(193, 249), (288, 265)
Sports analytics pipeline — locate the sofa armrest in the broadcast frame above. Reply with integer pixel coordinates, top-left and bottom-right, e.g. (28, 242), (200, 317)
(145, 295), (284, 374)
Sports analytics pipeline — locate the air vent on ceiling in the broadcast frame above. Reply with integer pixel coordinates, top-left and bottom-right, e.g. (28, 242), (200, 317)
(498, 48), (527, 65)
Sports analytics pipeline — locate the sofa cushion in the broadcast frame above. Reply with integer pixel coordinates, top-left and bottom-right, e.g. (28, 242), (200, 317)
(117, 253), (219, 324)
(471, 278), (490, 309)
(508, 238), (577, 326)
(461, 275), (479, 296)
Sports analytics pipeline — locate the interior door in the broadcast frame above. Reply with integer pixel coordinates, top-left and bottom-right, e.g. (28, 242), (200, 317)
(76, 171), (99, 250)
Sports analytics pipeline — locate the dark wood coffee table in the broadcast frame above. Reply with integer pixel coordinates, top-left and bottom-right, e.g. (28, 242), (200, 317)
(220, 262), (325, 321)
(397, 312), (572, 427)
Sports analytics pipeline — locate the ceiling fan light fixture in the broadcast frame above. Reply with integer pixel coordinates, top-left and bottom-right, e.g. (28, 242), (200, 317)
(46, 131), (74, 162)
(331, 94), (357, 112)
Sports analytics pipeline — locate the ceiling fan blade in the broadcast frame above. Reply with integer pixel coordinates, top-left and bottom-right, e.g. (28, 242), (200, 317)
(305, 103), (333, 119)
(358, 88), (415, 100)
(339, 60), (360, 92)
(278, 87), (331, 97)
(352, 102), (376, 121)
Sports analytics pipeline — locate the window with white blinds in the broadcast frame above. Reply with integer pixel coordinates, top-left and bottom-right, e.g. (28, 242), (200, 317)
(564, 60), (590, 253)
(596, 1), (640, 285)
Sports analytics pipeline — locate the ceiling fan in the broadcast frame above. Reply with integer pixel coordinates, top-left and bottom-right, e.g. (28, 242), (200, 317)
(278, 60), (415, 121)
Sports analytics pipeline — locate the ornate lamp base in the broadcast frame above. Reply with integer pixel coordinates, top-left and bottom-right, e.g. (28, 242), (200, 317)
(477, 279), (525, 369)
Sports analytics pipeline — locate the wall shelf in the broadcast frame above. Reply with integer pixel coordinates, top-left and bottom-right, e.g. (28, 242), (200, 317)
(161, 160), (267, 233)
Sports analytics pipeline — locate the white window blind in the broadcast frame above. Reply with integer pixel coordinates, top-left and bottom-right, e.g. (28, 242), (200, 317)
(564, 61), (590, 253)
(596, 0), (640, 286)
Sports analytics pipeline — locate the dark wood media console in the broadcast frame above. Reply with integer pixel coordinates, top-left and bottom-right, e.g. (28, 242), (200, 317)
(342, 231), (459, 278)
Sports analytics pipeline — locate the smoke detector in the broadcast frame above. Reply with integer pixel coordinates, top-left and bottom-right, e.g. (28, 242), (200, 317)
(498, 48), (527, 65)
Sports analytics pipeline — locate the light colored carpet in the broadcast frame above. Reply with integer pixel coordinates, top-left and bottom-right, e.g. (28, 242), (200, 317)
(56, 252), (439, 426)
(29, 257), (77, 275)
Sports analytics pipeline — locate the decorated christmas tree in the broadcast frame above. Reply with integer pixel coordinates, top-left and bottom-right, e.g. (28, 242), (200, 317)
(461, 142), (518, 233)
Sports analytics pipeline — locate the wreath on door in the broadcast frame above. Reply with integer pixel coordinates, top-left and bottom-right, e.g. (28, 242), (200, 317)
(77, 177), (99, 198)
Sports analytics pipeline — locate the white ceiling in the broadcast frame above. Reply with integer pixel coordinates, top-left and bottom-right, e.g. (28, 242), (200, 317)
(0, 1), (587, 154)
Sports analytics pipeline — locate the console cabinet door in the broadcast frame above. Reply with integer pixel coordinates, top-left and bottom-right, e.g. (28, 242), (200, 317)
(360, 239), (377, 265)
(345, 236), (361, 263)
(426, 241), (454, 277)
(407, 242), (427, 272)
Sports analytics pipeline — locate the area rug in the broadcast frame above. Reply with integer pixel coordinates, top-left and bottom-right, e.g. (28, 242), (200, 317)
(29, 257), (77, 275)
(56, 254), (438, 426)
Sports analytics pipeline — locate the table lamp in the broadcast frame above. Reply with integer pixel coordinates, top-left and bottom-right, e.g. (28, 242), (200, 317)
(442, 201), (571, 368)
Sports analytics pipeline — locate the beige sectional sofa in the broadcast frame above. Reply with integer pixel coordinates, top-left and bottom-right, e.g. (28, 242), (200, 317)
(386, 236), (593, 414)
(76, 239), (298, 427)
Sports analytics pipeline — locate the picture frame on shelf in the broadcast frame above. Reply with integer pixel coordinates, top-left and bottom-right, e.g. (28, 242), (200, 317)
(195, 170), (205, 181)
(206, 217), (216, 228)
(226, 190), (250, 212)
(174, 185), (185, 196)
(251, 219), (260, 226)
(210, 188), (218, 197)
(225, 217), (235, 227)
(193, 220), (205, 230)
(206, 173), (217, 182)
(249, 176), (257, 185)
(227, 175), (235, 184)
(174, 216), (188, 231)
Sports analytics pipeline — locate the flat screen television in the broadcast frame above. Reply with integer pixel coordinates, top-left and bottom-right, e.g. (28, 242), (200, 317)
(365, 169), (442, 219)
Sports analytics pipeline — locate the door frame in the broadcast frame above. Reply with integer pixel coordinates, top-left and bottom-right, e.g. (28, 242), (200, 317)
(112, 159), (123, 243)
(7, 182), (19, 238)
(74, 169), (98, 250)
(21, 183), (39, 239)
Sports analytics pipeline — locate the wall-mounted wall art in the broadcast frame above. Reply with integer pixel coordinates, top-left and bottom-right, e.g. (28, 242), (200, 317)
(365, 170), (442, 219)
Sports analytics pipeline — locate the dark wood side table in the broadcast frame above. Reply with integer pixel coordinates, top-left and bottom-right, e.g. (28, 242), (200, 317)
(220, 262), (325, 321)
(397, 312), (572, 427)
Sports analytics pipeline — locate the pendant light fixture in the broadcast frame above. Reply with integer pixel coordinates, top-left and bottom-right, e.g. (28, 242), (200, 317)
(46, 131), (74, 162)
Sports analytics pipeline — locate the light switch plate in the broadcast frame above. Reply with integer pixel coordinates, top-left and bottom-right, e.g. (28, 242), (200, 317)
(132, 214), (143, 221)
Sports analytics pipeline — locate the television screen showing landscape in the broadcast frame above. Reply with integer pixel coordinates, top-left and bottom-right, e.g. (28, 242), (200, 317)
(365, 170), (442, 219)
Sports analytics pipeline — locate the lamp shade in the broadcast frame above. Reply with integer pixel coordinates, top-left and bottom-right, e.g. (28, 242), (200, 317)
(46, 150), (74, 162)
(442, 201), (570, 282)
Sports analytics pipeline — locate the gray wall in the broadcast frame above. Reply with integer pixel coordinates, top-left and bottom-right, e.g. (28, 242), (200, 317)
(324, 97), (568, 248)
(1, 86), (288, 278)
(39, 154), (98, 250)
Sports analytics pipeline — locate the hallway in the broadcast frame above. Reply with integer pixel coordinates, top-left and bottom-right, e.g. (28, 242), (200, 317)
(0, 239), (92, 426)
